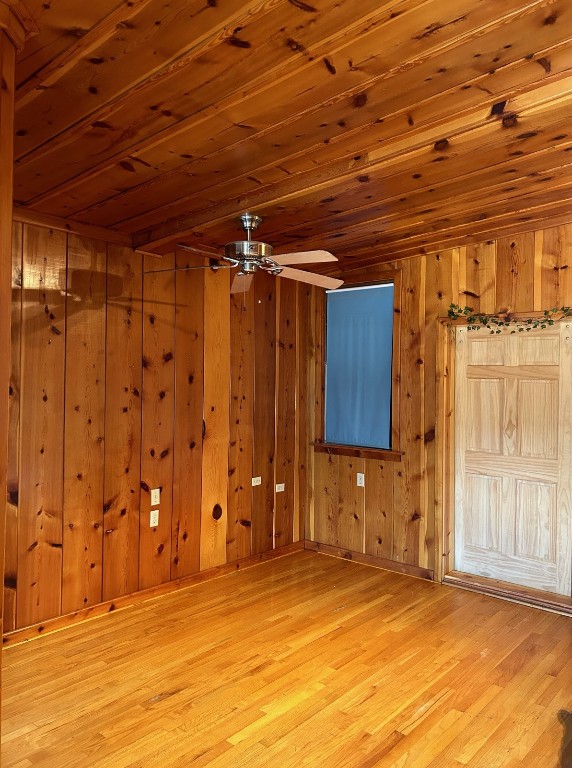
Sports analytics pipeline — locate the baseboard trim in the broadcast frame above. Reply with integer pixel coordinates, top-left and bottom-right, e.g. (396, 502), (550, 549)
(443, 571), (572, 616)
(304, 540), (433, 581)
(3, 541), (304, 647)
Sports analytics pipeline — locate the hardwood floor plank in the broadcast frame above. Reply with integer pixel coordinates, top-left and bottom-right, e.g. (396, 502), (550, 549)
(2, 552), (570, 768)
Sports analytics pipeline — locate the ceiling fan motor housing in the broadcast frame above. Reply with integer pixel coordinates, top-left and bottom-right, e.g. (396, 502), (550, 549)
(225, 240), (273, 260)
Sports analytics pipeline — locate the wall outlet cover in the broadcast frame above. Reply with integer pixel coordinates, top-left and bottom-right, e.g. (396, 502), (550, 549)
(276, 483), (285, 493)
(251, 476), (262, 487)
(150, 509), (159, 527)
(151, 488), (161, 506)
(356, 472), (365, 487)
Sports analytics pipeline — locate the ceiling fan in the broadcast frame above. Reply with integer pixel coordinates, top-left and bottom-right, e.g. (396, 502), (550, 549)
(153, 213), (344, 293)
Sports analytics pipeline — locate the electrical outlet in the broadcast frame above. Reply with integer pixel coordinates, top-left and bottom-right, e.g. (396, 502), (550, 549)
(356, 472), (365, 487)
(151, 487), (161, 506)
(251, 476), (262, 487)
(150, 509), (159, 527)
(276, 483), (285, 493)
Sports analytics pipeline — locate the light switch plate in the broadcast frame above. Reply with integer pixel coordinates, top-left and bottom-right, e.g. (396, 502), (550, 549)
(356, 472), (365, 487)
(151, 487), (161, 506)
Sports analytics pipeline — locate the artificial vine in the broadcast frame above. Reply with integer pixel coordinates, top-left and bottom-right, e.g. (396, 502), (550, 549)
(448, 303), (571, 334)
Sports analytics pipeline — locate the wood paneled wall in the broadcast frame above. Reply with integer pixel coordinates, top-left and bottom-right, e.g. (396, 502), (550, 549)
(5, 223), (306, 631)
(309, 223), (572, 576)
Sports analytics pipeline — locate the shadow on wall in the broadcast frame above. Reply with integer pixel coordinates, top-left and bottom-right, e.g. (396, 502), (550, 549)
(558, 710), (571, 767)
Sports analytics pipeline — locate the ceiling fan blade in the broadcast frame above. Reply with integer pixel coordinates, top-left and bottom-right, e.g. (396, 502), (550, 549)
(231, 273), (254, 294)
(273, 250), (337, 266)
(176, 242), (223, 259)
(143, 263), (231, 275)
(277, 267), (343, 290)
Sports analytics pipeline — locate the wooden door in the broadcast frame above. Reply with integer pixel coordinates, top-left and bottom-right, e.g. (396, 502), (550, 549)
(454, 324), (572, 596)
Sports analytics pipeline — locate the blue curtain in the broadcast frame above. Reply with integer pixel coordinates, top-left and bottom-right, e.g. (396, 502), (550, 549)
(325, 284), (394, 449)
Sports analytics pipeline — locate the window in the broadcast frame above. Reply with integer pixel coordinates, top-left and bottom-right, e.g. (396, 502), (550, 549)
(324, 282), (394, 450)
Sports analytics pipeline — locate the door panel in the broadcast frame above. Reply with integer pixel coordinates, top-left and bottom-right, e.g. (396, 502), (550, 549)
(454, 324), (572, 596)
(466, 379), (503, 453)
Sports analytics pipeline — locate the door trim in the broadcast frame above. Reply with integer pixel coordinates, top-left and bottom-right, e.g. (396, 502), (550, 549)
(435, 318), (572, 611)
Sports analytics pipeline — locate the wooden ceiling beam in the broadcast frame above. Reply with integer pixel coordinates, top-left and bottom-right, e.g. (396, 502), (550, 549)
(15, 0), (157, 108)
(336, 201), (572, 269)
(113, 72), (571, 236)
(13, 0), (286, 163)
(14, 0), (560, 201)
(0, 0), (37, 50)
(11, 207), (133, 246)
(132, 90), (571, 249)
(58, 42), (571, 229)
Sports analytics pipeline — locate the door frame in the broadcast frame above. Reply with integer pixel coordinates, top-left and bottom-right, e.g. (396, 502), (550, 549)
(434, 317), (572, 614)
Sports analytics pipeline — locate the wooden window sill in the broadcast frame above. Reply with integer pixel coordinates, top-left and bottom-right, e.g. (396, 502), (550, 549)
(313, 442), (403, 462)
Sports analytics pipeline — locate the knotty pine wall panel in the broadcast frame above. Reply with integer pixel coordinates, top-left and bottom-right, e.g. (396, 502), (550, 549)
(4, 222), (22, 632)
(62, 235), (107, 613)
(309, 221), (572, 578)
(275, 280), (297, 548)
(252, 272), (277, 556)
(16, 225), (67, 627)
(296, 285), (314, 543)
(172, 254), (204, 579)
(200, 268), (231, 571)
(364, 460), (394, 561)
(8, 224), (313, 632)
(140, 256), (175, 589)
(227, 289), (254, 563)
(102, 245), (142, 601)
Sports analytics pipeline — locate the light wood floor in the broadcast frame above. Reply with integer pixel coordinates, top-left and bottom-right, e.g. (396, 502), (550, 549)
(2, 551), (571, 767)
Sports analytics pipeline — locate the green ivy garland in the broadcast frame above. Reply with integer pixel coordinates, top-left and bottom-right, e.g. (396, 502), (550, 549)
(448, 303), (571, 334)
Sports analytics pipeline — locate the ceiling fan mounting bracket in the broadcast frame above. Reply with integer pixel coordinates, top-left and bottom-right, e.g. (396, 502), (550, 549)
(238, 212), (262, 234)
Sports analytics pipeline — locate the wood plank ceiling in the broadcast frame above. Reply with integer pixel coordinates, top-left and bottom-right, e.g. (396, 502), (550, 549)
(12, 0), (572, 271)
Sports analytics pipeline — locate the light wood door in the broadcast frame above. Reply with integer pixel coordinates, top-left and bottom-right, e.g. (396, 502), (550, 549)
(454, 324), (572, 596)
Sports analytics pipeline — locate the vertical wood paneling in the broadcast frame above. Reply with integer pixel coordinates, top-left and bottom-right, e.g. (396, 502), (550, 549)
(227, 288), (254, 562)
(17, 225), (66, 627)
(102, 245), (142, 601)
(172, 253), (204, 579)
(311, 223), (571, 580)
(496, 232), (535, 313)
(1, 27), (18, 728)
(275, 279), (297, 548)
(296, 284), (317, 540)
(364, 460), (394, 560)
(140, 255), (175, 589)
(393, 256), (426, 567)
(9, 217), (570, 628)
(200, 268), (230, 570)
(62, 235), (107, 613)
(314, 287), (325, 441)
(462, 241), (497, 313)
(252, 272), (276, 555)
(536, 224), (572, 310)
(423, 249), (458, 571)
(296, 284), (313, 542)
(337, 456), (364, 553)
(314, 452), (339, 546)
(8, 222), (318, 630)
(5, 222), (22, 632)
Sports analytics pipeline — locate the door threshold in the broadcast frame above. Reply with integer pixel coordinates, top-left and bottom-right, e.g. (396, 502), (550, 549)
(443, 571), (572, 616)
